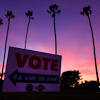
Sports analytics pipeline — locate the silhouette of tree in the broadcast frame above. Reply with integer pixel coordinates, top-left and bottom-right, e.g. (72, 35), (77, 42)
(80, 6), (99, 83)
(61, 70), (81, 90)
(78, 81), (99, 89)
(1, 11), (15, 81)
(0, 18), (3, 25)
(47, 4), (61, 55)
(25, 10), (34, 49)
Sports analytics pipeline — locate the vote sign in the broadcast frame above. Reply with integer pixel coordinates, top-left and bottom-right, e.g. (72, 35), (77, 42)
(3, 47), (61, 92)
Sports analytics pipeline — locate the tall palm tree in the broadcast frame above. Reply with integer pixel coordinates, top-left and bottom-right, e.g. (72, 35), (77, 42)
(0, 18), (3, 25)
(0, 18), (3, 78)
(47, 4), (61, 55)
(0, 18), (3, 87)
(0, 18), (3, 59)
(80, 6), (99, 83)
(25, 10), (34, 49)
(1, 11), (15, 81)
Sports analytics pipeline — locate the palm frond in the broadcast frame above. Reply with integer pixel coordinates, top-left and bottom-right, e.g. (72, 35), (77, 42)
(26, 10), (33, 17)
(82, 6), (92, 16)
(5, 11), (15, 19)
(31, 16), (34, 20)
(80, 11), (84, 15)
(48, 4), (61, 17)
(57, 10), (61, 14)
(47, 10), (51, 14)
(0, 18), (3, 25)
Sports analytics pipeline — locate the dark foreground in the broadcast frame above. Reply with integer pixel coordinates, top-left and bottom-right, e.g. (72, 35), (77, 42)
(0, 90), (100, 100)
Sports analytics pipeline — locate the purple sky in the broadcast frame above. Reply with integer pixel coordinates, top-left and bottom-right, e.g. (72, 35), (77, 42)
(0, 0), (100, 81)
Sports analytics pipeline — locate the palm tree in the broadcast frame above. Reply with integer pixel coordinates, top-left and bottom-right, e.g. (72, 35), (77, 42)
(0, 18), (3, 25)
(1, 11), (15, 81)
(25, 10), (34, 49)
(80, 6), (99, 83)
(47, 4), (61, 55)
(0, 18), (3, 60)
(0, 18), (3, 62)
(0, 18), (3, 91)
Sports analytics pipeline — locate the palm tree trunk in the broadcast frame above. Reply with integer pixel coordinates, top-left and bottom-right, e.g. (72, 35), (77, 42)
(53, 15), (57, 55)
(1, 19), (10, 81)
(87, 14), (99, 83)
(25, 17), (30, 49)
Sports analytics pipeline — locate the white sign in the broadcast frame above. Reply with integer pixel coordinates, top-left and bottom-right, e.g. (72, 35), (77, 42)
(3, 47), (61, 92)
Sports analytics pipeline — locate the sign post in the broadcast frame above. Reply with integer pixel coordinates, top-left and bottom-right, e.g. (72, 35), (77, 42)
(3, 47), (61, 92)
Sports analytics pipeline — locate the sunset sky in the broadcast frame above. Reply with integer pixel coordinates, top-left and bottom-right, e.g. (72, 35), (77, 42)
(0, 0), (100, 81)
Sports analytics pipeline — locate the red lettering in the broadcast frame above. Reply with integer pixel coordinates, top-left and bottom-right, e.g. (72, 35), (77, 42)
(16, 53), (29, 68)
(42, 57), (50, 70)
(51, 59), (58, 71)
(29, 56), (41, 69)
(16, 53), (59, 71)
